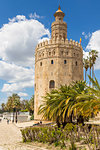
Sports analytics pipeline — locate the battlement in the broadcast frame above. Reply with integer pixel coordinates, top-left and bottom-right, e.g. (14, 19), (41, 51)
(36, 38), (82, 49)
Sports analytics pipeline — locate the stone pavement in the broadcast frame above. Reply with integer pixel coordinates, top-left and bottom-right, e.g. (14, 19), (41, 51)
(0, 120), (48, 150)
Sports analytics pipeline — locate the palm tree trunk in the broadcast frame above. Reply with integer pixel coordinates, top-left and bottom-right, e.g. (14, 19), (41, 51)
(92, 65), (94, 87)
(85, 70), (86, 82)
(13, 109), (14, 122)
(15, 108), (17, 123)
(89, 67), (91, 87)
(92, 65), (95, 79)
(56, 117), (61, 128)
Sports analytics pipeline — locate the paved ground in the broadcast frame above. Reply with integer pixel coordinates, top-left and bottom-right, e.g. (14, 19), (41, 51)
(0, 120), (48, 150)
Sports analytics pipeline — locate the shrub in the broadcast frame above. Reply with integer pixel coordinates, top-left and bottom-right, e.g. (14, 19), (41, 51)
(21, 126), (65, 148)
(30, 114), (34, 120)
(21, 124), (100, 149)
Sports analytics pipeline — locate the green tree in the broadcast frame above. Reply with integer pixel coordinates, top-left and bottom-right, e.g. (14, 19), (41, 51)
(20, 100), (29, 112)
(83, 58), (89, 82)
(75, 76), (100, 118)
(38, 81), (87, 128)
(1, 103), (6, 112)
(20, 96), (34, 116)
(6, 94), (20, 123)
(12, 94), (20, 123)
(6, 96), (14, 112)
(88, 56), (93, 86)
(89, 50), (98, 79)
(29, 95), (34, 115)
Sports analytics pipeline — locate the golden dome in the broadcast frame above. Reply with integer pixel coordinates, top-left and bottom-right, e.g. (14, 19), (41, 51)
(56, 5), (63, 13)
(54, 5), (65, 17)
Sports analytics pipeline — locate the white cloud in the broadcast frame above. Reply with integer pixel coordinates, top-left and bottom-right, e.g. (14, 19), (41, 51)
(8, 15), (26, 23)
(83, 50), (89, 59)
(0, 15), (50, 95)
(0, 60), (34, 93)
(2, 80), (34, 93)
(0, 15), (50, 67)
(0, 61), (34, 83)
(29, 12), (43, 19)
(82, 32), (91, 39)
(38, 37), (49, 43)
(18, 92), (28, 97)
(86, 30), (100, 70)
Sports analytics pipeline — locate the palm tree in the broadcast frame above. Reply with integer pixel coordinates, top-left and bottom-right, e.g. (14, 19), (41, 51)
(89, 50), (98, 79)
(6, 94), (20, 123)
(88, 56), (93, 86)
(38, 81), (87, 127)
(6, 96), (13, 112)
(83, 58), (89, 82)
(12, 94), (20, 123)
(1, 103), (6, 112)
(75, 76), (100, 118)
(29, 95), (34, 115)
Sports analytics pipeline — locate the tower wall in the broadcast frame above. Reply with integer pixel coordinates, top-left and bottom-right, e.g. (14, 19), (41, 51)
(34, 39), (83, 120)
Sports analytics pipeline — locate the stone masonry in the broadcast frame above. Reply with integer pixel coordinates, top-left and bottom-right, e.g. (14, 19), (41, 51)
(34, 6), (83, 120)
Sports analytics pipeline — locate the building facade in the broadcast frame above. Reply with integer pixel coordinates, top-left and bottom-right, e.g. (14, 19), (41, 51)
(34, 6), (83, 120)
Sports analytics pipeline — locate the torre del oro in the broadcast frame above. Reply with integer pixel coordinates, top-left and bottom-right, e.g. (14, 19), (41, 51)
(34, 6), (83, 120)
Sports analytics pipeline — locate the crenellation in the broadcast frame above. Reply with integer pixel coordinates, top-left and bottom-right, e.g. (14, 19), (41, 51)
(69, 39), (73, 45)
(45, 40), (48, 45)
(61, 37), (65, 43)
(49, 40), (52, 44)
(76, 41), (78, 46)
(36, 39), (82, 52)
(72, 40), (75, 46)
(42, 41), (45, 46)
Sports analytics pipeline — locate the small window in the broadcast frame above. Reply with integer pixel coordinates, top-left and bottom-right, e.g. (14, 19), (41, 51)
(49, 80), (55, 88)
(40, 62), (42, 66)
(64, 60), (67, 64)
(51, 60), (53, 64)
(76, 61), (77, 66)
(66, 52), (68, 55)
(53, 51), (55, 55)
(61, 51), (63, 55)
(74, 53), (75, 56)
(59, 18), (61, 21)
(49, 52), (51, 55)
(35, 84), (36, 90)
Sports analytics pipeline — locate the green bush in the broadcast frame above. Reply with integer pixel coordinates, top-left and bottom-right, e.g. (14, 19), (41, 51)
(21, 126), (65, 148)
(30, 114), (34, 120)
(21, 124), (100, 149)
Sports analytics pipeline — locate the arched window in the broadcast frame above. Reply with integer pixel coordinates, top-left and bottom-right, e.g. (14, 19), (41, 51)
(40, 62), (42, 66)
(51, 60), (54, 64)
(49, 80), (55, 88)
(49, 52), (51, 55)
(64, 60), (67, 64)
(76, 61), (78, 66)
(35, 84), (36, 90)
(61, 51), (63, 55)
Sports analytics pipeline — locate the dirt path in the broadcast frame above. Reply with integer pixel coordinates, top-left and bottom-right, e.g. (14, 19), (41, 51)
(0, 120), (48, 150)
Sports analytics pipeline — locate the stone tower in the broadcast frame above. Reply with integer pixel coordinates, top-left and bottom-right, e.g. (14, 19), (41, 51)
(34, 6), (83, 120)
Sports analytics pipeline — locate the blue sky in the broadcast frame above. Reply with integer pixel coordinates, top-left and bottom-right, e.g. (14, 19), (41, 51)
(0, 0), (100, 105)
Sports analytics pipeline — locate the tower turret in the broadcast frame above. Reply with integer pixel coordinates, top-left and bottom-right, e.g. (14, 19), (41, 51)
(51, 5), (67, 41)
